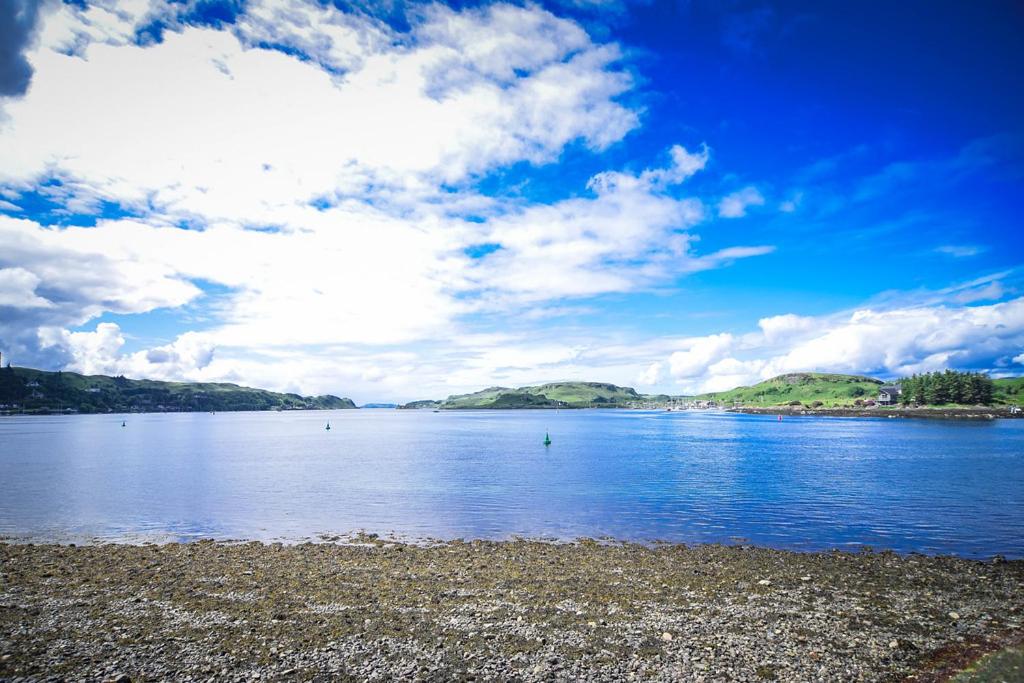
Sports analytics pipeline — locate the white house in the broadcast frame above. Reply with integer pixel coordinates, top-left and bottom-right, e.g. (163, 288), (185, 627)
(878, 385), (902, 405)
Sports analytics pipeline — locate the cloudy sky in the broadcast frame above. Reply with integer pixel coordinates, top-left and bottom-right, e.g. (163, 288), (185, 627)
(0, 0), (1022, 402)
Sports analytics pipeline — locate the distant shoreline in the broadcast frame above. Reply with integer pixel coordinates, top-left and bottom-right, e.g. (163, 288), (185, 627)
(727, 405), (1024, 420)
(4, 404), (1022, 419)
(0, 406), (349, 417)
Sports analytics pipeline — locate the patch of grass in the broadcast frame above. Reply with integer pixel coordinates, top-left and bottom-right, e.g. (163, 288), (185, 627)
(951, 646), (1024, 682)
(695, 373), (883, 408)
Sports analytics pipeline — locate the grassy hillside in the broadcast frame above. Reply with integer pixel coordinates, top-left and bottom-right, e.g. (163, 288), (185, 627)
(0, 366), (356, 414)
(398, 373), (1024, 410)
(397, 400), (442, 410)
(434, 386), (561, 409)
(994, 377), (1024, 406)
(696, 373), (883, 407)
(403, 381), (644, 409)
(520, 382), (641, 406)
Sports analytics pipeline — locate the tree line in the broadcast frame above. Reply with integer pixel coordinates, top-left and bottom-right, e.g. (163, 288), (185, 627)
(898, 370), (993, 406)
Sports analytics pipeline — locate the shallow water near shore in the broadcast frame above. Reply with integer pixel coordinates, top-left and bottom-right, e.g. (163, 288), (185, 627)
(0, 409), (1021, 557)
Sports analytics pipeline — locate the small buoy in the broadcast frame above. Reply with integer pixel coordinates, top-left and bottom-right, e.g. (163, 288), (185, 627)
(121, 421), (126, 427)
(777, 415), (782, 421)
(543, 431), (551, 446)
(325, 422), (331, 431)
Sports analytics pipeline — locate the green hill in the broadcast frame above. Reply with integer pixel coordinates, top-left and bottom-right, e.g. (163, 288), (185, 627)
(696, 373), (883, 407)
(398, 372), (1024, 411)
(520, 382), (641, 405)
(0, 366), (356, 414)
(402, 381), (644, 409)
(397, 399), (442, 410)
(994, 377), (1024, 406)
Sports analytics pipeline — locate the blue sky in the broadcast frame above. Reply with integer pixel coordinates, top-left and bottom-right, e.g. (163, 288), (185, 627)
(0, 0), (1022, 401)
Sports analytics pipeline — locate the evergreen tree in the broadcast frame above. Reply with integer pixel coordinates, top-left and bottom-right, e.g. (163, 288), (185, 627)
(897, 369), (994, 406)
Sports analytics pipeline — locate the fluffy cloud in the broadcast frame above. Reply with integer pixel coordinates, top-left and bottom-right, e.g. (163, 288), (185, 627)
(717, 185), (765, 218)
(0, 215), (202, 327)
(39, 323), (215, 379)
(663, 294), (1024, 393)
(0, 1), (782, 397)
(636, 361), (664, 386)
(2, 138), (773, 371)
(1, 2), (637, 222)
(586, 144), (710, 194)
(38, 322), (126, 376)
(468, 146), (771, 303)
(757, 313), (815, 344)
(0, 266), (52, 308)
(669, 333), (735, 379)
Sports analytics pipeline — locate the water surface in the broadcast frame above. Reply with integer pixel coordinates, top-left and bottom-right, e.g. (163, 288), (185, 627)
(1, 409), (1021, 557)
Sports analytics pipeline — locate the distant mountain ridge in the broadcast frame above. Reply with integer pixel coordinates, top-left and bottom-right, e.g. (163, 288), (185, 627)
(0, 366), (356, 414)
(401, 381), (647, 409)
(400, 373), (1024, 409)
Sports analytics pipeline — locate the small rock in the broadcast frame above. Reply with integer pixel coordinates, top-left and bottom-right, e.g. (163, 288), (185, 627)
(758, 579), (771, 586)
(888, 640), (899, 649)
(661, 632), (673, 642)
(104, 675), (131, 683)
(948, 611), (960, 621)
(800, 576), (811, 581)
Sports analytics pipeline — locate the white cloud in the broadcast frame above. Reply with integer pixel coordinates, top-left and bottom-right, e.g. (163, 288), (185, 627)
(0, 215), (201, 329)
(936, 244), (986, 258)
(0, 267), (53, 308)
(39, 323), (215, 379)
(717, 185), (765, 218)
(3, 2), (638, 223)
(637, 361), (664, 386)
(39, 322), (127, 376)
(0, 2), (782, 397)
(758, 313), (815, 343)
(586, 144), (709, 194)
(669, 333), (734, 379)
(1015, 353), (1024, 365)
(141, 331), (216, 374)
(662, 296), (1024, 394)
(468, 146), (771, 303)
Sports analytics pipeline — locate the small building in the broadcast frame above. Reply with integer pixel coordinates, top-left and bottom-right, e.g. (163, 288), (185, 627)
(878, 385), (902, 405)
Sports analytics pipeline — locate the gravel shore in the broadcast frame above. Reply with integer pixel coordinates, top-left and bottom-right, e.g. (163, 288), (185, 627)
(1, 539), (1022, 681)
(727, 406), (1023, 420)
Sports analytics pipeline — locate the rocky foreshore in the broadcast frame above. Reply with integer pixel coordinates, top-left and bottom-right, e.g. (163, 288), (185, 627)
(1, 539), (1022, 682)
(727, 405), (1023, 420)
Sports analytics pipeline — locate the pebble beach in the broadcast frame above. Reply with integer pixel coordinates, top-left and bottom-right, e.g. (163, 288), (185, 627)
(1, 538), (1022, 681)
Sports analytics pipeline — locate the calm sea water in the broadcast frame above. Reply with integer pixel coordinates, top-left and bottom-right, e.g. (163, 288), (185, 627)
(0, 409), (1022, 557)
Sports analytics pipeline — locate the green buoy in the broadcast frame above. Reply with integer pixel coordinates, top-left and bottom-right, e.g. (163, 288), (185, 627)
(544, 431), (551, 446)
